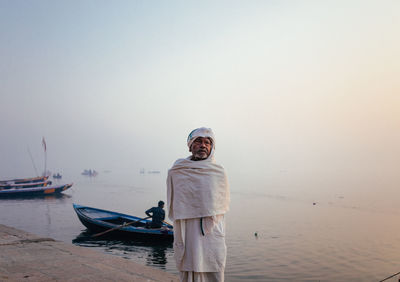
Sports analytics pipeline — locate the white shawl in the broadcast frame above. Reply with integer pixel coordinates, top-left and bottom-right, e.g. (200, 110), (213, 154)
(167, 156), (230, 221)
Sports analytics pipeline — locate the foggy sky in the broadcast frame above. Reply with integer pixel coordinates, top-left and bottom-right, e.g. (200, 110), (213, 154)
(1, 1), (399, 203)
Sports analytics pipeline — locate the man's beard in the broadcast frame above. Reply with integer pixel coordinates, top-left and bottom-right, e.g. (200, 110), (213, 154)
(192, 151), (209, 160)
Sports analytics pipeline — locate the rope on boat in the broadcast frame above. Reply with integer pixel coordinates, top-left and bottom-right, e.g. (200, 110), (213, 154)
(379, 271), (400, 282)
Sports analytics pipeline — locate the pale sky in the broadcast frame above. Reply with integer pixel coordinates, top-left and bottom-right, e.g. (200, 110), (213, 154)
(1, 1), (399, 201)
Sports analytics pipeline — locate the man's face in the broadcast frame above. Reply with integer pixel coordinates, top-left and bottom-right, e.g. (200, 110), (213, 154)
(190, 137), (212, 160)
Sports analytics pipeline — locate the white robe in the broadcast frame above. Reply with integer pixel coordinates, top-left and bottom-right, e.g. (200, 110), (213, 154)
(167, 156), (229, 282)
(167, 157), (230, 221)
(174, 215), (226, 271)
(179, 267), (224, 282)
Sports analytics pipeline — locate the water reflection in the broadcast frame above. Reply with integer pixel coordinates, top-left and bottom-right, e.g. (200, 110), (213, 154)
(72, 231), (173, 269)
(145, 244), (168, 268)
(0, 193), (71, 201)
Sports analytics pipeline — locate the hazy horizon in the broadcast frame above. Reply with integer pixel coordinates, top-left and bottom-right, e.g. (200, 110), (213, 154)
(1, 1), (399, 211)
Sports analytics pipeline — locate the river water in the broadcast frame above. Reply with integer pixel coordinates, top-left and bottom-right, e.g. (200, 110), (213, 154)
(1, 169), (400, 281)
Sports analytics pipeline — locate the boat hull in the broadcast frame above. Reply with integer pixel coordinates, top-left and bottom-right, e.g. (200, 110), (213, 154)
(0, 175), (49, 185)
(0, 181), (52, 189)
(73, 204), (173, 242)
(0, 183), (73, 197)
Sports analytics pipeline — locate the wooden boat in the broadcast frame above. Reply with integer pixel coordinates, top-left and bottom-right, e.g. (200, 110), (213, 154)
(0, 175), (49, 185)
(81, 169), (98, 176)
(73, 204), (173, 242)
(0, 180), (52, 190)
(0, 183), (73, 197)
(52, 173), (62, 179)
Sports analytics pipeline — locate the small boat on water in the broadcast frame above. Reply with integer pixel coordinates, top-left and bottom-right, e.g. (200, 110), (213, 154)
(81, 169), (98, 177)
(0, 175), (49, 185)
(0, 183), (73, 197)
(72, 204), (173, 242)
(52, 173), (62, 179)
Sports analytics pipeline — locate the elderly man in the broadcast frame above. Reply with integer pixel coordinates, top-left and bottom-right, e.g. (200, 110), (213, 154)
(167, 127), (230, 282)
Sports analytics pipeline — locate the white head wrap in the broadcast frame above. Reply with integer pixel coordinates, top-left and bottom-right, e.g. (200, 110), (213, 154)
(187, 127), (215, 158)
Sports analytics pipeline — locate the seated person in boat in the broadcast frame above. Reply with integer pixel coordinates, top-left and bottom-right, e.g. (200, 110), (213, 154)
(145, 200), (165, 228)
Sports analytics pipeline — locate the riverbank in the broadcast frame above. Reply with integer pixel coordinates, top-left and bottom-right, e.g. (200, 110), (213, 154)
(0, 224), (178, 281)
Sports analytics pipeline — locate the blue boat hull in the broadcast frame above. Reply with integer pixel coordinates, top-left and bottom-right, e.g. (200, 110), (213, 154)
(73, 204), (173, 242)
(0, 183), (73, 197)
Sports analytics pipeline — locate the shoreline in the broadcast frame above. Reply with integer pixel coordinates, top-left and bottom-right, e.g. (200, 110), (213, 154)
(0, 224), (178, 281)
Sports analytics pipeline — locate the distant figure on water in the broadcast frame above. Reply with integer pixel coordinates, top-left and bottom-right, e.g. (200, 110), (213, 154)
(81, 169), (98, 177)
(167, 127), (230, 282)
(145, 200), (165, 229)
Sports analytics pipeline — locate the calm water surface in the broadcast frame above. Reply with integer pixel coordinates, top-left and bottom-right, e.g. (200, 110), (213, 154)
(1, 169), (400, 281)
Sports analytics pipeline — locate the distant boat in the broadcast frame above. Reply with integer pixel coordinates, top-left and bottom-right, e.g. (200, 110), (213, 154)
(139, 169), (160, 174)
(53, 173), (62, 179)
(72, 204), (173, 242)
(0, 183), (73, 197)
(81, 169), (98, 176)
(1, 138), (55, 188)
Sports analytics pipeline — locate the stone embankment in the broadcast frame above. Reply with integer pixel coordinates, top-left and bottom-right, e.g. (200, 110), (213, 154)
(0, 224), (178, 281)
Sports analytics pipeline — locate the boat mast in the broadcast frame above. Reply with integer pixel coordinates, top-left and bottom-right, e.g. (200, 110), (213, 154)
(27, 146), (39, 176)
(42, 137), (47, 176)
